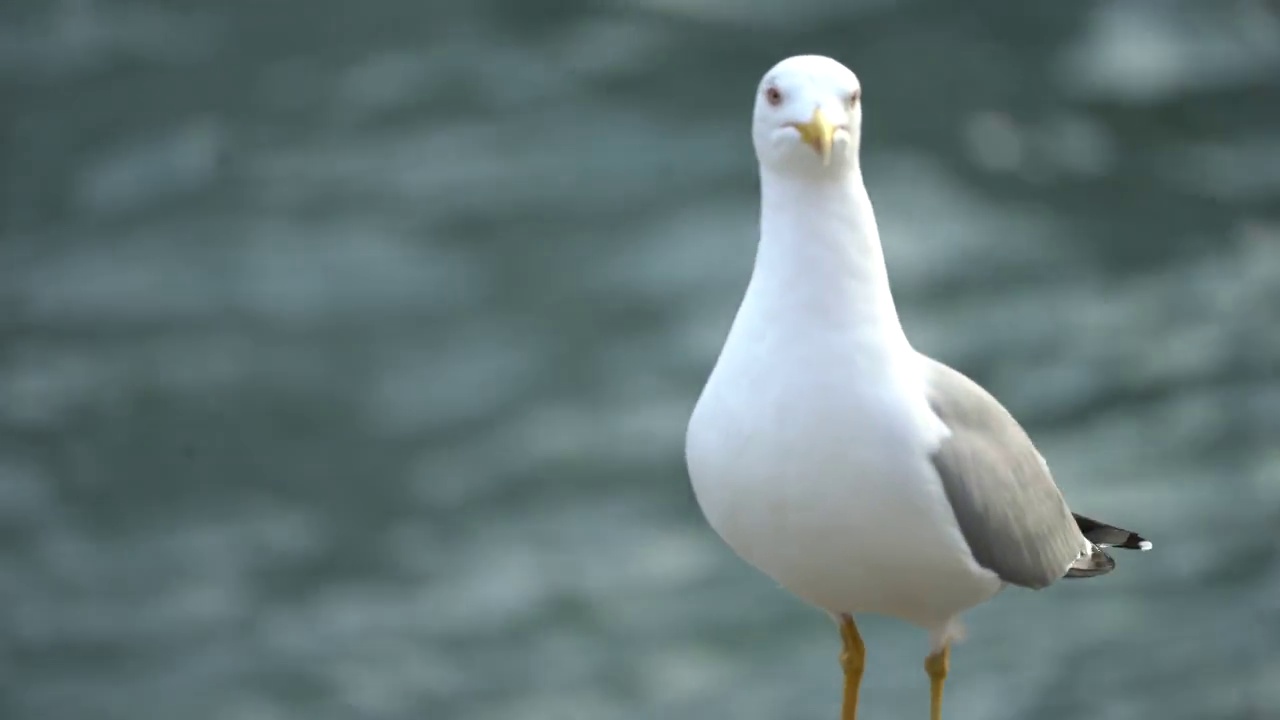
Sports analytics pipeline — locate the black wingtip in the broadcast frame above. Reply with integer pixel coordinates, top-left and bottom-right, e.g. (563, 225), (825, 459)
(1073, 513), (1152, 552)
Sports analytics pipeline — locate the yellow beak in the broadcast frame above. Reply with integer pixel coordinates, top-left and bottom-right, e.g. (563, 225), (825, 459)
(789, 107), (836, 165)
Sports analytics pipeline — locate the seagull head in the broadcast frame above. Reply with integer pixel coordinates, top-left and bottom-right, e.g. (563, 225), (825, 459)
(751, 55), (863, 177)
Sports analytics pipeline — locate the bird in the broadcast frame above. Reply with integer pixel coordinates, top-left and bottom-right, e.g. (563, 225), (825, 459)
(684, 54), (1151, 720)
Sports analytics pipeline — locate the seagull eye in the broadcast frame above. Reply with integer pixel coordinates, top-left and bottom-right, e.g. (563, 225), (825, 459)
(765, 87), (783, 106)
(849, 89), (861, 105)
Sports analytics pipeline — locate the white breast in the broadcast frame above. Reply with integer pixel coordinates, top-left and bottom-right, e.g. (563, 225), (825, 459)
(685, 327), (1002, 630)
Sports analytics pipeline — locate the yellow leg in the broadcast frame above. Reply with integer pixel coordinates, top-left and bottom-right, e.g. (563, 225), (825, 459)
(924, 645), (950, 720)
(838, 615), (865, 720)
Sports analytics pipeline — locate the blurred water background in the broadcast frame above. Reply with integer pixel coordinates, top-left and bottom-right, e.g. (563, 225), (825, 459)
(3, 0), (1280, 719)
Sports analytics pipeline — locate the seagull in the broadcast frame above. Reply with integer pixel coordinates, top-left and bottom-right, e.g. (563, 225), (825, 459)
(684, 54), (1151, 720)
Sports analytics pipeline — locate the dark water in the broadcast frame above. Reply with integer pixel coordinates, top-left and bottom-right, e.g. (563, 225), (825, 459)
(3, 1), (1279, 719)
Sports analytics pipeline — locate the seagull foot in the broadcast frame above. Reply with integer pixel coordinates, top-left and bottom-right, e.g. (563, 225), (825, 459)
(838, 615), (865, 720)
(925, 645), (949, 720)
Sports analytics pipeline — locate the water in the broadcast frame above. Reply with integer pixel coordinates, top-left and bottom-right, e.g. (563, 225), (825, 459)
(2, 1), (1279, 719)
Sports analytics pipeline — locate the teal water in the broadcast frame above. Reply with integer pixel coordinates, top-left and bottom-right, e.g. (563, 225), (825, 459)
(3, 1), (1279, 719)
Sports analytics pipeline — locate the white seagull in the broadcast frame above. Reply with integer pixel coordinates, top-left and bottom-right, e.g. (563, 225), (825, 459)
(685, 54), (1151, 720)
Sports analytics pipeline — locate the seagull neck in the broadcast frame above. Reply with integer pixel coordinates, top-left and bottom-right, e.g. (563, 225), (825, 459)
(752, 167), (909, 349)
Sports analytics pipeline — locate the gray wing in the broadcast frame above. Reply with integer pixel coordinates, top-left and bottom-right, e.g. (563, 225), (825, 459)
(923, 357), (1091, 589)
